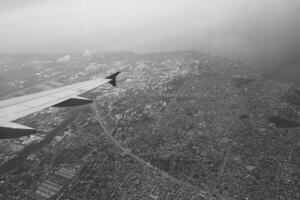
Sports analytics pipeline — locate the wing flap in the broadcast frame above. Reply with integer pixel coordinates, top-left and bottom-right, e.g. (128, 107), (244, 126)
(0, 122), (36, 139)
(53, 96), (93, 107)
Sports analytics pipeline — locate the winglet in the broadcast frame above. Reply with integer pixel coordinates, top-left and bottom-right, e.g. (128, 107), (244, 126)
(105, 71), (121, 87)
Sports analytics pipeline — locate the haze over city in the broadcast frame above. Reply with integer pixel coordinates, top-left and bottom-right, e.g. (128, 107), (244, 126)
(1, 0), (300, 77)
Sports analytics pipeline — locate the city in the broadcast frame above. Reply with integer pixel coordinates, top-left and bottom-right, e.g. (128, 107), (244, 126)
(0, 51), (299, 199)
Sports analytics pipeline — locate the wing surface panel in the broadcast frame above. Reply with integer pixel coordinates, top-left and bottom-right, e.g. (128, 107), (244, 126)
(0, 78), (109, 124)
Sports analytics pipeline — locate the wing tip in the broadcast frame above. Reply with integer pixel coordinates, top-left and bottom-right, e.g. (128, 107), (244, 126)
(106, 71), (121, 87)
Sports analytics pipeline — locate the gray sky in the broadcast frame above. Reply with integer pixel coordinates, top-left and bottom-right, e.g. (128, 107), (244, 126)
(1, 0), (300, 72)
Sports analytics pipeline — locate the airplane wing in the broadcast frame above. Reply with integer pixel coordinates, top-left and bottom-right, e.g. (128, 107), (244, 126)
(0, 71), (120, 139)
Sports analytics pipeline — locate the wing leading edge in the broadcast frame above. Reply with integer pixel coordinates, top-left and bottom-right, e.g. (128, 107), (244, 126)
(0, 71), (120, 139)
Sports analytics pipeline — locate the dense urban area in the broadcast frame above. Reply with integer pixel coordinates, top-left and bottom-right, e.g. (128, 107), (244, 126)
(0, 51), (299, 200)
